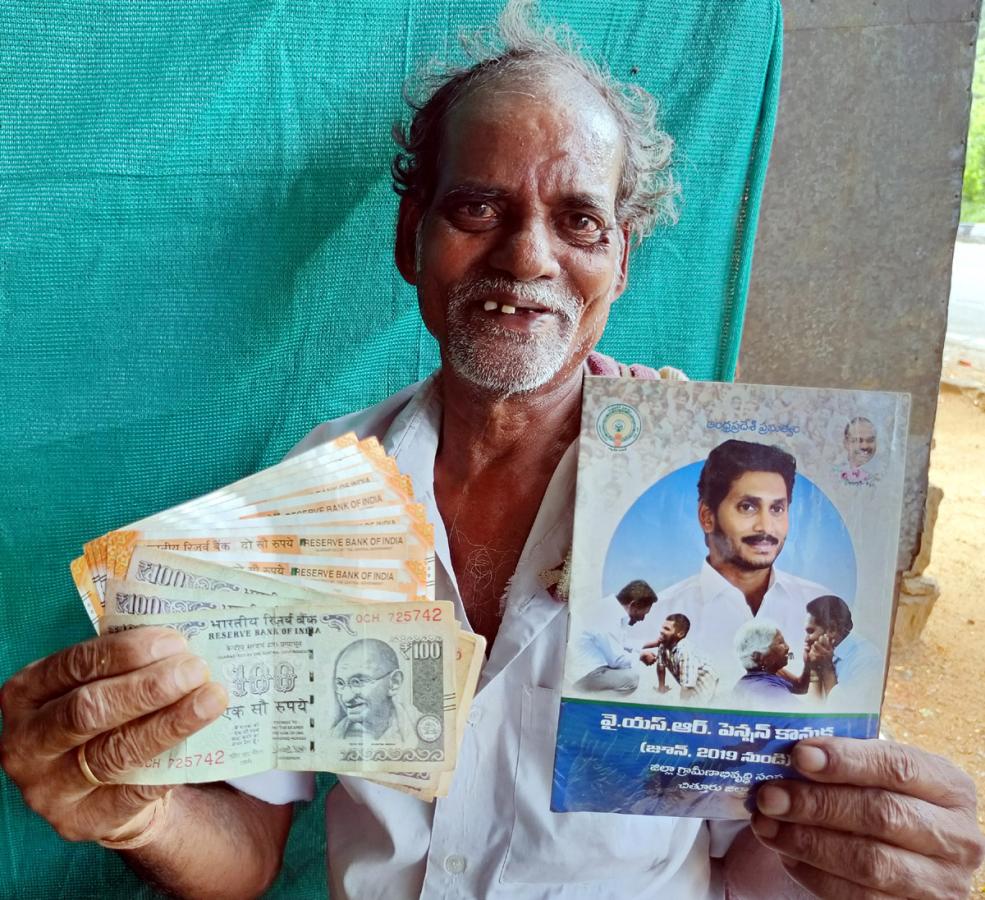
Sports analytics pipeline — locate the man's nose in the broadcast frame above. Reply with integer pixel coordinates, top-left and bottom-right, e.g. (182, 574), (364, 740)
(487, 218), (562, 281)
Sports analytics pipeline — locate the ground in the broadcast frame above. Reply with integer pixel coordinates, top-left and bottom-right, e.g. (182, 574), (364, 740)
(882, 386), (985, 893)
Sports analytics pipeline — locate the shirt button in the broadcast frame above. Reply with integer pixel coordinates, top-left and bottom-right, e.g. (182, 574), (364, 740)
(467, 707), (482, 727)
(444, 854), (467, 875)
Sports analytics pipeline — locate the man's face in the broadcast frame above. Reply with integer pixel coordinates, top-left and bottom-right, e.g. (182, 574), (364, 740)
(844, 420), (877, 468)
(758, 629), (790, 673)
(805, 613), (843, 649)
(804, 614), (826, 650)
(398, 71), (630, 394)
(701, 471), (790, 572)
(334, 647), (399, 726)
(626, 599), (653, 625)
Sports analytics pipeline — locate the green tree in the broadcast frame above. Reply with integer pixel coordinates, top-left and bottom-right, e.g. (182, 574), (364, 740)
(961, 17), (985, 222)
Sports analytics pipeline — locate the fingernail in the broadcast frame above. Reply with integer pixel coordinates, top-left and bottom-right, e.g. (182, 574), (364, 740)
(174, 657), (209, 692)
(795, 744), (828, 773)
(757, 784), (791, 816)
(150, 631), (187, 659)
(193, 683), (227, 719)
(751, 815), (779, 840)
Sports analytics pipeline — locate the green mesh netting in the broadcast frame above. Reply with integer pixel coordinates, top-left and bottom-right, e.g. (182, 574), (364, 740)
(0, 1), (781, 895)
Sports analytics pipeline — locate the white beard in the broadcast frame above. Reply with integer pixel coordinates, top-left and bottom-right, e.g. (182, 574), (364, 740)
(444, 277), (583, 394)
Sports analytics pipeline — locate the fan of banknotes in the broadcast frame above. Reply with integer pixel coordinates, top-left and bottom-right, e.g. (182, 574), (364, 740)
(69, 432), (484, 802)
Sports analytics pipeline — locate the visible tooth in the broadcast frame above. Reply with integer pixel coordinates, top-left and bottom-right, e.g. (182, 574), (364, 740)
(483, 301), (498, 312)
(500, 304), (516, 315)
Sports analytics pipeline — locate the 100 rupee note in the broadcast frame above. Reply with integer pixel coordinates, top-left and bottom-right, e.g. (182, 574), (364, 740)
(104, 600), (458, 784)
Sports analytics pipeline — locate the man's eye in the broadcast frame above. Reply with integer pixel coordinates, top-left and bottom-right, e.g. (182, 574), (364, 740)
(771, 503), (786, 514)
(460, 202), (495, 219)
(560, 212), (604, 235)
(738, 501), (756, 513)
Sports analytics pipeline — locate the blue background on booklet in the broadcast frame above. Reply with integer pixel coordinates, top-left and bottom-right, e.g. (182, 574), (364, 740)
(552, 700), (877, 819)
(603, 465), (856, 605)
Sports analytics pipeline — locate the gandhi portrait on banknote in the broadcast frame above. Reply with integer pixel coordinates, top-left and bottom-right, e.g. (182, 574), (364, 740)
(332, 638), (422, 747)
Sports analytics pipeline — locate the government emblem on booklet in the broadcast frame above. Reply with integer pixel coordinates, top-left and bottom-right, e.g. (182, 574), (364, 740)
(552, 378), (909, 819)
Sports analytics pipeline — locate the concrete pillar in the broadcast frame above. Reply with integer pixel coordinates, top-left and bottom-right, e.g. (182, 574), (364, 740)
(740, 0), (981, 580)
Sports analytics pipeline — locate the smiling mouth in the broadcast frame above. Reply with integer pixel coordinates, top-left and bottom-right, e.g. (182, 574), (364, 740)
(480, 299), (552, 316)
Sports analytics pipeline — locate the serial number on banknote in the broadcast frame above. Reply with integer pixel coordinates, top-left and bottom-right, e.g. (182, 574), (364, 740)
(140, 751), (226, 770)
(382, 608), (444, 623)
(169, 751), (225, 769)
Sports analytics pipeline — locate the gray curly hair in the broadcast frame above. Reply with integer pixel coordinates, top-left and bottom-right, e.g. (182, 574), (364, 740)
(391, 0), (678, 245)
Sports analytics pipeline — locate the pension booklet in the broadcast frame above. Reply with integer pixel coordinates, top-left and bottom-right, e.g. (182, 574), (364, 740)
(552, 378), (909, 820)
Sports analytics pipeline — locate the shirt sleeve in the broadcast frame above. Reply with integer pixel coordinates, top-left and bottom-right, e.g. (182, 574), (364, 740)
(676, 646), (701, 689)
(228, 770), (316, 805)
(593, 630), (633, 669)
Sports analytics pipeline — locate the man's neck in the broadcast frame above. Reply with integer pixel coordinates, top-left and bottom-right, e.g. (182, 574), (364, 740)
(708, 557), (773, 615)
(433, 365), (584, 648)
(436, 366), (583, 474)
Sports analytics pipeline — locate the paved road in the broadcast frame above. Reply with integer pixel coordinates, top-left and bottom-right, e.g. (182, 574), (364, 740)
(943, 240), (985, 375)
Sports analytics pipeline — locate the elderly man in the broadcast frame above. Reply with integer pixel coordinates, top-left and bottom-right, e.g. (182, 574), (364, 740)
(1, 14), (982, 900)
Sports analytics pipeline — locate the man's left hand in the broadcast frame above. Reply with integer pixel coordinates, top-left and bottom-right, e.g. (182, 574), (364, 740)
(751, 737), (985, 898)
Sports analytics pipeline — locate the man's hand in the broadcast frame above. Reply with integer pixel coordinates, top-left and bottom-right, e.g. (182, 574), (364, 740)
(806, 634), (834, 669)
(0, 628), (227, 845)
(750, 737), (985, 898)
(640, 651), (658, 666)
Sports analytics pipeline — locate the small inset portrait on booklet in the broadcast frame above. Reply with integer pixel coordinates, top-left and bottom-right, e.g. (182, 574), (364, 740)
(837, 415), (880, 485)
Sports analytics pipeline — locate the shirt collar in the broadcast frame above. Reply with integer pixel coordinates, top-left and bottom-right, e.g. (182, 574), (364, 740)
(833, 631), (857, 665)
(699, 558), (780, 603)
(380, 371), (572, 687)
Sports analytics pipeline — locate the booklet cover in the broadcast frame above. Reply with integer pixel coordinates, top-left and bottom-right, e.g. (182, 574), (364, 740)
(552, 378), (909, 819)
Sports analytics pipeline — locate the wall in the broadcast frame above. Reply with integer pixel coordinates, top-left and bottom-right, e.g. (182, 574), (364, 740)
(740, 0), (982, 569)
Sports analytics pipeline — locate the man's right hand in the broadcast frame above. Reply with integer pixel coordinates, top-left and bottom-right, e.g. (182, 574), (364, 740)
(0, 627), (227, 845)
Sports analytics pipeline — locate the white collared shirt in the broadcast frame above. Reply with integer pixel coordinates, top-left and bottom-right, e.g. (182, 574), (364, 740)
(232, 374), (739, 899)
(655, 561), (829, 696)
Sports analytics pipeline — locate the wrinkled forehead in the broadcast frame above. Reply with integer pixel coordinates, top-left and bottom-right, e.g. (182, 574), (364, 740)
(437, 66), (624, 201)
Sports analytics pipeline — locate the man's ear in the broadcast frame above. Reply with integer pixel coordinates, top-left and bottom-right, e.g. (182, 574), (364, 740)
(395, 196), (424, 286)
(698, 500), (716, 535)
(388, 669), (405, 694)
(612, 223), (632, 300)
